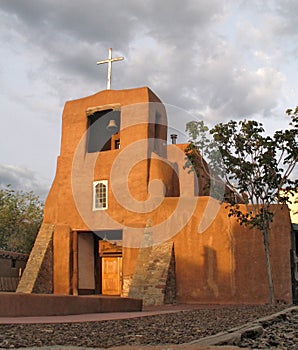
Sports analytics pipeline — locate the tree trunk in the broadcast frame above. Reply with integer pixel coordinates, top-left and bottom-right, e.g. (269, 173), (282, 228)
(263, 225), (275, 304)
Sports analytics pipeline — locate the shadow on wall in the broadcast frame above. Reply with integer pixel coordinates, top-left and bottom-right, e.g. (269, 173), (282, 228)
(174, 211), (292, 304)
(175, 254), (232, 303)
(203, 246), (219, 298)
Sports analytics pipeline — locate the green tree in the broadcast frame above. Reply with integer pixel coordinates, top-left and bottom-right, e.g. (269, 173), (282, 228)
(0, 186), (44, 253)
(185, 108), (298, 304)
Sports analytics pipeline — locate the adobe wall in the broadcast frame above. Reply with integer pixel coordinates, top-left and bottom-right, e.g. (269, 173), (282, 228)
(173, 201), (292, 304)
(0, 252), (27, 278)
(49, 191), (292, 303)
(0, 293), (142, 317)
(0, 252), (28, 292)
(121, 199), (292, 304)
(53, 224), (72, 294)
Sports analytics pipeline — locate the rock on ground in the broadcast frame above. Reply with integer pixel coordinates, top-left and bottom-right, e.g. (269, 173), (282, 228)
(0, 305), (288, 349)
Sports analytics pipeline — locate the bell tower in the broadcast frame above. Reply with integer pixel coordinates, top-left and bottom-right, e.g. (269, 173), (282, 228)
(17, 86), (177, 295)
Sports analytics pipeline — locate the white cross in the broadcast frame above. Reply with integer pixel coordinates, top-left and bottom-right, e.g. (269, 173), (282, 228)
(96, 48), (124, 90)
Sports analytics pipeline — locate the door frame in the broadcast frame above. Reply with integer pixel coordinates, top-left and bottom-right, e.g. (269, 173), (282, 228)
(74, 230), (123, 295)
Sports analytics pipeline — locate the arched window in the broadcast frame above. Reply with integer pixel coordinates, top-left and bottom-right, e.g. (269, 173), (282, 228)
(93, 180), (108, 210)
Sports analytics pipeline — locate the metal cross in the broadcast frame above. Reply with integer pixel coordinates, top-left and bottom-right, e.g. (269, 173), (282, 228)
(96, 48), (124, 90)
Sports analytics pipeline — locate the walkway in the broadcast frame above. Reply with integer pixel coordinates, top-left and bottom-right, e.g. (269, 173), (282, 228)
(0, 303), (209, 324)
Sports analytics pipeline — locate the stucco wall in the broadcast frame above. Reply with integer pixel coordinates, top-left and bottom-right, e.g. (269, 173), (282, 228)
(119, 198), (292, 304)
(174, 201), (292, 304)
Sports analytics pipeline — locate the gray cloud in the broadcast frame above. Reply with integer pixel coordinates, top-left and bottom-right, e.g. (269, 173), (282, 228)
(0, 0), (297, 195)
(0, 0), (296, 118)
(0, 164), (49, 200)
(0, 0), (138, 45)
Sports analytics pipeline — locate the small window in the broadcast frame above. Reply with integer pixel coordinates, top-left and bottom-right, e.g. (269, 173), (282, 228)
(93, 180), (108, 210)
(11, 259), (16, 268)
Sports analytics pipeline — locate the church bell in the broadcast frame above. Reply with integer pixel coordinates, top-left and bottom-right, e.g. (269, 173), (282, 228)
(106, 119), (118, 133)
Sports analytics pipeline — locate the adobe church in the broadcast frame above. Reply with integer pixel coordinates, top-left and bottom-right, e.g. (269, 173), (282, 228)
(17, 54), (294, 305)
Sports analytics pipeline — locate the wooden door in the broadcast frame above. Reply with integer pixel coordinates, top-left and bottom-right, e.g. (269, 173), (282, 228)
(102, 257), (122, 295)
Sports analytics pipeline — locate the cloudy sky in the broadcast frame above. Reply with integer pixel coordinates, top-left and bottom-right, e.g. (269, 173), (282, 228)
(0, 0), (297, 199)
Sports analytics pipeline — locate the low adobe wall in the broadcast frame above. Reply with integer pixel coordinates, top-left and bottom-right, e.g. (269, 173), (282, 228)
(0, 292), (142, 317)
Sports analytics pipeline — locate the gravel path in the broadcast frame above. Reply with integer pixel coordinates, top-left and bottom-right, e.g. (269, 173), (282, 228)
(239, 307), (298, 349)
(0, 305), (291, 349)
